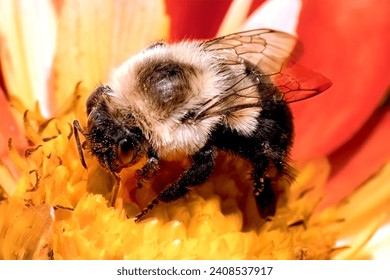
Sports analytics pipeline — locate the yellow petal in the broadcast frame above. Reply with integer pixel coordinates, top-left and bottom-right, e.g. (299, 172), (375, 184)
(217, 0), (252, 36)
(332, 161), (390, 259)
(0, 0), (56, 114)
(49, 0), (169, 115)
(0, 198), (55, 259)
(242, 0), (301, 35)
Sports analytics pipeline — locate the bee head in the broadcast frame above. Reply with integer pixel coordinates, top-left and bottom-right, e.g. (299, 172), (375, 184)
(85, 85), (147, 173)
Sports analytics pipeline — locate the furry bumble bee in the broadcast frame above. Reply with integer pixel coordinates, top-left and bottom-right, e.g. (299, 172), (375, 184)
(74, 29), (331, 222)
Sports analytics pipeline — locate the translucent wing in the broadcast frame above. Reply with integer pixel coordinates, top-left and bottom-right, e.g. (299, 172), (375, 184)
(203, 29), (298, 76)
(202, 29), (331, 104)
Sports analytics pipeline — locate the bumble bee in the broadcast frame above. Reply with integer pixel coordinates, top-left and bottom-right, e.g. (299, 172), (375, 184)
(73, 29), (331, 222)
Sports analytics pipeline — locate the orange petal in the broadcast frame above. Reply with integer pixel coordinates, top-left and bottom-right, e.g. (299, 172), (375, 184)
(0, 89), (27, 156)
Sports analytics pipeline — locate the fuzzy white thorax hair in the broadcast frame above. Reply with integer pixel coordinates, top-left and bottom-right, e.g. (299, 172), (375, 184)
(107, 41), (230, 158)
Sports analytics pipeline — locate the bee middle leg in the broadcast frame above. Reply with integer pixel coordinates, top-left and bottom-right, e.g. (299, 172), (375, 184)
(134, 146), (216, 222)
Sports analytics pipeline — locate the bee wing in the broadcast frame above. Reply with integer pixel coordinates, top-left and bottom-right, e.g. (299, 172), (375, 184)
(273, 62), (332, 103)
(202, 29), (331, 104)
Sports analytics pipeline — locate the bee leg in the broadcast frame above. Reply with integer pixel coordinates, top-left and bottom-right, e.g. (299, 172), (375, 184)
(134, 147), (216, 222)
(158, 147), (216, 201)
(73, 120), (87, 169)
(136, 148), (159, 189)
(253, 175), (276, 220)
(251, 161), (276, 220)
(133, 198), (160, 222)
(108, 168), (121, 207)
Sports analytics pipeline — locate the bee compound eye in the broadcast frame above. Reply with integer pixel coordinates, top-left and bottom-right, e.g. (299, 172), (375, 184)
(87, 109), (101, 126)
(117, 138), (135, 165)
(86, 85), (112, 114)
(122, 137), (134, 151)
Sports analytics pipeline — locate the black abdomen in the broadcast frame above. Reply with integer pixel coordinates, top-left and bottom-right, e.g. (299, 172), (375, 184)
(210, 98), (293, 171)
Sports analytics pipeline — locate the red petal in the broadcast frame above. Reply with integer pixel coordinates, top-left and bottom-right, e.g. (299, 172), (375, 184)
(165, 0), (267, 41)
(318, 104), (390, 209)
(165, 0), (232, 41)
(291, 0), (390, 160)
(248, 0), (266, 15)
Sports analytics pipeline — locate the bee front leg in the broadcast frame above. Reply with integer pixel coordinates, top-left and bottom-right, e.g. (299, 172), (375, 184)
(134, 147), (216, 222)
(73, 120), (87, 169)
(136, 148), (159, 188)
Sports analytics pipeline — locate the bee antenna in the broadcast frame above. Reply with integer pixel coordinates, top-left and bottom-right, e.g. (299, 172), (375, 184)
(73, 120), (87, 169)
